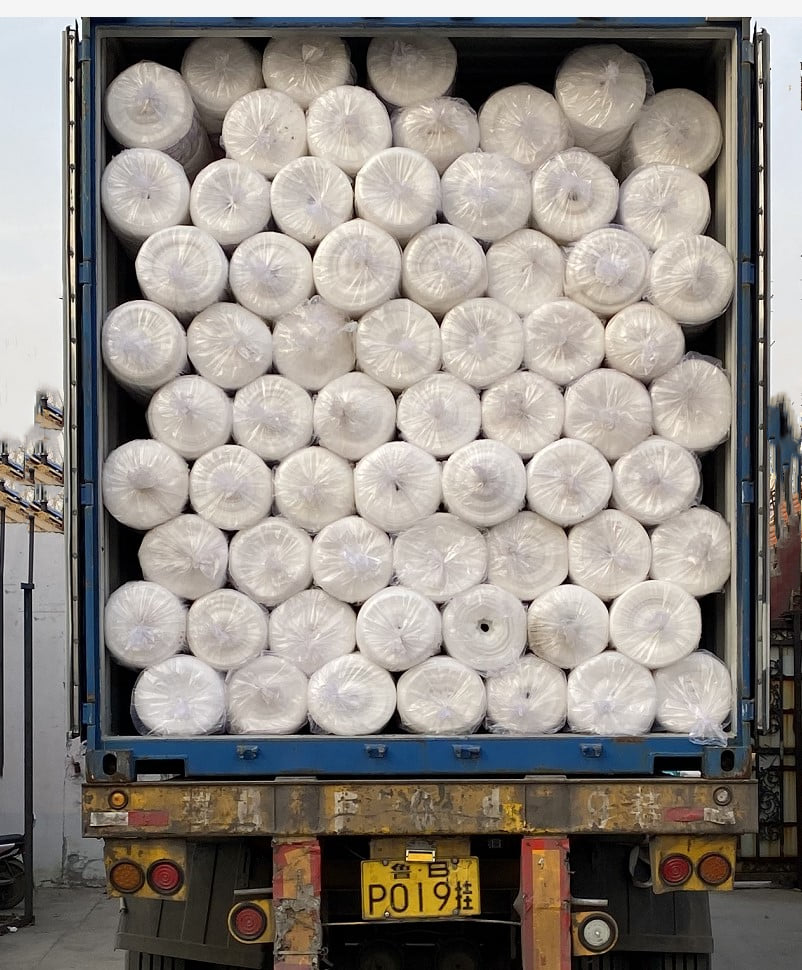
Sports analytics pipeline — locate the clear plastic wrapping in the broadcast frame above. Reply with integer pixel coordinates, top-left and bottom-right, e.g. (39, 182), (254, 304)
(481, 372), (565, 459)
(268, 588), (356, 675)
(567, 509), (652, 601)
(566, 651), (657, 736)
(355, 587), (442, 672)
(402, 227), (487, 321)
(354, 148), (440, 244)
(186, 588), (268, 670)
(522, 298), (605, 386)
(187, 303), (272, 391)
(366, 34), (457, 107)
(525, 438), (613, 527)
(485, 229), (565, 316)
(609, 579), (701, 669)
(273, 446), (355, 533)
(311, 516), (393, 605)
(486, 511), (568, 601)
(104, 581), (187, 669)
(188, 444), (273, 531)
(441, 152), (531, 243)
(563, 226), (650, 317)
(226, 655), (309, 734)
(562, 368), (653, 461)
(527, 584), (609, 670)
(604, 303), (685, 383)
(391, 97), (480, 175)
(618, 164), (711, 251)
(486, 657), (568, 734)
(441, 440), (527, 528)
(102, 300), (188, 399)
(138, 514), (229, 601)
(270, 156), (354, 247)
(442, 583), (527, 676)
(531, 149), (619, 244)
(132, 655), (226, 736)
(478, 84), (572, 173)
(228, 518), (313, 606)
(396, 657), (486, 735)
(392, 512), (488, 603)
(396, 374), (481, 458)
(146, 375), (233, 460)
(354, 442), (442, 533)
(649, 357), (732, 453)
(650, 507), (732, 597)
(229, 231), (314, 321)
(262, 33), (354, 109)
(654, 650), (733, 744)
(181, 37), (264, 134)
(313, 372), (397, 461)
(611, 436), (700, 526)
(306, 85), (392, 177)
(440, 298), (524, 390)
(647, 235), (735, 329)
(232, 375), (314, 460)
(307, 654), (396, 735)
(221, 89), (307, 178)
(355, 300), (441, 391)
(102, 438), (188, 530)
(189, 159), (271, 250)
(272, 297), (355, 391)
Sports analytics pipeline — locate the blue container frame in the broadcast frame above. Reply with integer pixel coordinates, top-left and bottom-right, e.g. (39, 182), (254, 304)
(77, 17), (757, 781)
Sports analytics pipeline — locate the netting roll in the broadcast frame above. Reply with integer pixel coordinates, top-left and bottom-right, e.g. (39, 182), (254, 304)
(562, 368), (653, 461)
(311, 516), (393, 605)
(187, 303), (272, 391)
(354, 442), (442, 534)
(366, 34), (457, 107)
(146, 375), (233, 460)
(391, 97), (480, 175)
(654, 651), (733, 744)
(441, 151), (531, 243)
(396, 657), (487, 735)
(132, 656), (226, 736)
(525, 438), (613, 528)
(604, 303), (685, 383)
(609, 580), (701, 669)
(313, 373), (397, 461)
(531, 148), (619, 244)
(268, 588), (356, 675)
(270, 156), (354, 250)
(262, 33), (354, 109)
(306, 85), (392, 177)
(486, 511), (568, 602)
(481, 371), (565, 459)
(221, 88), (307, 178)
(440, 298), (523, 390)
(650, 507), (732, 597)
(273, 446), (355, 533)
(618, 164), (711, 251)
(527, 584), (609, 670)
(101, 300), (188, 399)
(396, 373), (481, 458)
(102, 439), (189, 530)
(355, 299), (441, 391)
(522, 298), (605, 386)
(186, 588), (268, 671)
(485, 229), (565, 316)
(272, 297), (355, 392)
(649, 357), (732, 453)
(189, 159), (271, 250)
(354, 148), (441, 244)
(104, 581), (187, 670)
(566, 651), (657, 735)
(226, 656), (309, 735)
(401, 224), (488, 319)
(138, 514), (229, 601)
(611, 436), (700, 526)
(563, 226), (650, 317)
(648, 235), (735, 329)
(441, 440), (527, 529)
(308, 654), (397, 735)
(228, 518), (313, 607)
(181, 37), (264, 134)
(229, 231), (314, 321)
(188, 444), (273, 531)
(393, 512), (488, 603)
(478, 83), (573, 172)
(485, 656), (568, 734)
(355, 586), (442, 672)
(567, 509), (652, 601)
(232, 375), (314, 461)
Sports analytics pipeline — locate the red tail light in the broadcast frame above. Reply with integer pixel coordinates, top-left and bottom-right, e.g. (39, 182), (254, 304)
(659, 853), (693, 886)
(697, 852), (732, 886)
(231, 902), (268, 941)
(147, 859), (184, 895)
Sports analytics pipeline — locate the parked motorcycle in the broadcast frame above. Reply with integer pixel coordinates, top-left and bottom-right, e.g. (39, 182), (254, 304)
(0, 834), (25, 909)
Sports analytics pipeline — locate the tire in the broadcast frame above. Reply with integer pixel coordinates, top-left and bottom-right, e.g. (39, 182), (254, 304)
(0, 857), (25, 910)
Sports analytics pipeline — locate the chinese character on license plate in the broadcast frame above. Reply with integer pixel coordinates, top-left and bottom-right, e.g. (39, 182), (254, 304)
(361, 858), (481, 920)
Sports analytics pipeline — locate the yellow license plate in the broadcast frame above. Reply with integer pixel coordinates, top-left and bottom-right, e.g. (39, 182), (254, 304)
(361, 858), (481, 920)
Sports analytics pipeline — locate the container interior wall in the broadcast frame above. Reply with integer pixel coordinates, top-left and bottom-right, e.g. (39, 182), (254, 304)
(89, 24), (743, 742)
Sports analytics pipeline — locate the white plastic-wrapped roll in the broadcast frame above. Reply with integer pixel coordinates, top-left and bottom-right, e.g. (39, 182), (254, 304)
(486, 656), (567, 734)
(564, 227), (650, 317)
(526, 438), (612, 528)
(355, 587), (442, 672)
(138, 514), (229, 601)
(103, 60), (212, 179)
(187, 303), (271, 392)
(313, 219), (402, 317)
(102, 300), (188, 398)
(486, 511), (568, 601)
(181, 37), (263, 134)
(101, 149), (190, 252)
(186, 588), (268, 671)
(622, 89), (723, 177)
(648, 235), (735, 329)
(102, 439), (188, 530)
(306, 86), (392, 177)
(618, 164), (711, 251)
(229, 232), (314, 321)
(481, 372), (564, 459)
(442, 440), (527, 528)
(311, 516), (393, 605)
(272, 297), (355, 391)
(485, 229), (564, 316)
(401, 225), (488, 318)
(147, 375), (233, 461)
(354, 442), (441, 533)
(135, 226), (229, 323)
(104, 581), (187, 669)
(308, 654), (397, 735)
(313, 373), (397, 461)
(354, 148), (440, 244)
(522, 299), (605, 386)
(612, 437), (700, 526)
(604, 303), (685, 383)
(270, 156), (354, 248)
(189, 159), (271, 250)
(654, 651), (733, 743)
(228, 518), (312, 607)
(397, 657), (486, 735)
(273, 447), (355, 533)
(133, 656), (226, 736)
(396, 374), (481, 458)
(609, 580), (701, 669)
(527, 584), (609, 669)
(393, 512), (487, 603)
(531, 149), (620, 245)
(650, 507), (732, 597)
(221, 89), (307, 178)
(441, 152), (531, 243)
(189, 444), (272, 531)
(367, 34), (457, 107)
(478, 84), (572, 173)
(650, 357), (732, 453)
(268, 589), (356, 675)
(262, 33), (353, 109)
(567, 509), (652, 600)
(355, 300), (441, 391)
(567, 652), (657, 735)
(442, 584), (527, 675)
(391, 97), (480, 175)
(232, 375), (314, 461)
(226, 656), (309, 734)
(562, 368), (653, 461)
(554, 44), (648, 156)
(440, 299), (524, 390)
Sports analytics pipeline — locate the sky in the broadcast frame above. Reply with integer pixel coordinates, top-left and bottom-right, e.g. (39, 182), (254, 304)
(0, 11), (801, 438)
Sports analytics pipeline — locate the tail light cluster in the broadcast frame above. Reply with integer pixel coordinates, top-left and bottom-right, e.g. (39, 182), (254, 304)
(658, 852), (732, 888)
(108, 857), (185, 896)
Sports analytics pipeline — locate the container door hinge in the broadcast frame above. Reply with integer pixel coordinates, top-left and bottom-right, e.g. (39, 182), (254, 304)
(79, 483), (94, 506)
(77, 39), (90, 64)
(741, 699), (755, 722)
(82, 702), (95, 725)
(741, 39), (755, 65)
(741, 261), (755, 285)
(78, 261), (93, 285)
(741, 481), (755, 504)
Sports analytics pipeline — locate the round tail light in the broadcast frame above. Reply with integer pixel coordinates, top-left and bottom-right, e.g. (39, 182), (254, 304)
(659, 853), (693, 886)
(147, 859), (184, 895)
(697, 852), (732, 886)
(231, 902), (268, 941)
(109, 860), (145, 894)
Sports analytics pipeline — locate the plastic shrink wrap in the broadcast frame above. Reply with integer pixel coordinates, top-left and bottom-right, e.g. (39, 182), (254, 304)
(133, 655), (226, 736)
(650, 507), (731, 597)
(181, 38), (263, 134)
(262, 33), (353, 109)
(486, 657), (568, 734)
(311, 516), (393, 604)
(396, 374), (481, 458)
(104, 581), (187, 669)
(481, 372), (564, 459)
(270, 156), (354, 247)
(654, 651), (733, 744)
(401, 224), (488, 318)
(441, 440), (527, 528)
(567, 509), (652, 600)
(228, 518), (313, 607)
(531, 149), (619, 244)
(611, 436), (700, 526)
(478, 84), (572, 172)
(440, 298), (523, 390)
(566, 651), (657, 735)
(527, 584), (609, 669)
(609, 579), (701, 669)
(648, 234), (735, 329)
(187, 303), (271, 391)
(312, 373), (397, 461)
(307, 654), (396, 735)
(366, 34), (457, 107)
(442, 584), (527, 675)
(486, 511), (568, 601)
(354, 148), (440, 244)
(618, 164), (711, 251)
(355, 300), (441, 391)
(232, 375), (314, 460)
(649, 357), (732, 453)
(102, 300), (188, 398)
(226, 656), (309, 734)
(522, 298), (605, 386)
(268, 589), (356, 675)
(189, 159), (271, 250)
(188, 444), (272, 531)
(354, 442), (441, 533)
(396, 657), (486, 735)
(393, 512), (487, 603)
(563, 226), (650, 317)
(525, 438), (612, 527)
(221, 89), (307, 178)
(272, 297), (355, 392)
(604, 303), (685, 382)
(186, 588), (268, 670)
(138, 514), (229, 601)
(441, 151), (531, 243)
(146, 375), (233, 460)
(102, 439), (188, 530)
(562, 368), (653, 461)
(355, 587), (442, 672)
(485, 229), (564, 316)
(306, 85), (392, 177)
(391, 97), (480, 175)
(273, 446), (355, 533)
(229, 231), (314, 320)
(135, 226), (229, 323)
